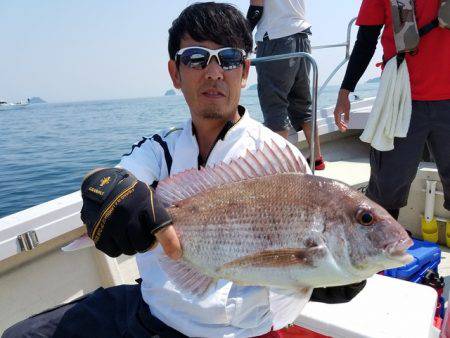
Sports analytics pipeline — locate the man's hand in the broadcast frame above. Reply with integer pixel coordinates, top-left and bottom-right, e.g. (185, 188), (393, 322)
(154, 226), (182, 260)
(80, 167), (181, 259)
(333, 89), (351, 132)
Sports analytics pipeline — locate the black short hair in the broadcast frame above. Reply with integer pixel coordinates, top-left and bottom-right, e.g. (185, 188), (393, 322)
(168, 2), (253, 60)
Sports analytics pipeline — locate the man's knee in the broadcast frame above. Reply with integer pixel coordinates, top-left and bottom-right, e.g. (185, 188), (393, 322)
(2, 322), (22, 338)
(2, 295), (83, 338)
(263, 120), (290, 133)
(2, 315), (55, 338)
(3, 321), (31, 338)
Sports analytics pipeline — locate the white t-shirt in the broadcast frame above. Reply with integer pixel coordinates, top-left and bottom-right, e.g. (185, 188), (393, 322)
(255, 0), (311, 42)
(119, 107), (310, 338)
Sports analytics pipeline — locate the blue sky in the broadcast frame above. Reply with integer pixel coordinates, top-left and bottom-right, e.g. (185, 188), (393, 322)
(0, 0), (382, 102)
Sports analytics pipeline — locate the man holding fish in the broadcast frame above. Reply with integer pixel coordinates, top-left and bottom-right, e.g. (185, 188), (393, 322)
(3, 3), (412, 338)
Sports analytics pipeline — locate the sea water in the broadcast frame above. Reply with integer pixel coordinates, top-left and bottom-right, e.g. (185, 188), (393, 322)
(0, 84), (378, 218)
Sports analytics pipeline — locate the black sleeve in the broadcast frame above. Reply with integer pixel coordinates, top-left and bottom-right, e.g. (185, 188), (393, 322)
(246, 5), (264, 31)
(310, 280), (366, 304)
(340, 25), (383, 92)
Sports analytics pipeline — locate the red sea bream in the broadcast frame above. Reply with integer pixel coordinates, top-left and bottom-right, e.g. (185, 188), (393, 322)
(155, 142), (413, 302)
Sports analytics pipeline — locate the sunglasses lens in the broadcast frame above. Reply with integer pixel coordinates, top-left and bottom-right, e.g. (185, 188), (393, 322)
(218, 49), (244, 70)
(180, 48), (209, 69)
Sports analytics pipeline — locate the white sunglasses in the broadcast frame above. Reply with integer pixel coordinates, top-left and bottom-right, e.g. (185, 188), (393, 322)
(175, 46), (247, 70)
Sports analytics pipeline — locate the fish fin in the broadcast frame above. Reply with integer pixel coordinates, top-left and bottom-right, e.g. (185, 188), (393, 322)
(155, 140), (307, 206)
(158, 255), (215, 296)
(61, 234), (94, 251)
(219, 247), (326, 271)
(269, 287), (313, 330)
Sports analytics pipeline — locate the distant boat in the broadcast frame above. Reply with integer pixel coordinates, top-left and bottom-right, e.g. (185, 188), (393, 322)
(0, 98), (30, 110)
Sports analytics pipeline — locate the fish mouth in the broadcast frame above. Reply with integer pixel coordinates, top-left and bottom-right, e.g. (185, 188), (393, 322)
(384, 237), (414, 264)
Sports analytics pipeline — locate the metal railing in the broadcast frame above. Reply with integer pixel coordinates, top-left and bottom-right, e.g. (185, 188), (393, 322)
(250, 53), (319, 174)
(313, 17), (357, 97)
(249, 17), (357, 174)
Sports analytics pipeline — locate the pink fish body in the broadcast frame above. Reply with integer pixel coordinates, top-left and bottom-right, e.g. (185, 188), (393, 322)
(156, 142), (413, 297)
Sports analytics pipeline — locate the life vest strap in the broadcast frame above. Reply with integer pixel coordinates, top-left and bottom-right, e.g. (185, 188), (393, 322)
(419, 18), (440, 37)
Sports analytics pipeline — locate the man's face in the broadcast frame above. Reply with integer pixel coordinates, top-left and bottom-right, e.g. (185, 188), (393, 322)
(168, 35), (250, 122)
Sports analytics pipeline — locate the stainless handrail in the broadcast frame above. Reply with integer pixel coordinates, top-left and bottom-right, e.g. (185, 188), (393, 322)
(248, 17), (357, 174)
(314, 17), (357, 96)
(250, 53), (318, 174)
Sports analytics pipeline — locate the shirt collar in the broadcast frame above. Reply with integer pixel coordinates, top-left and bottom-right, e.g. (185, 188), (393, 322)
(189, 105), (249, 167)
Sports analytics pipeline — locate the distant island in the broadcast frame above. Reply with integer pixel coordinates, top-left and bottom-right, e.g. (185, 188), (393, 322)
(28, 97), (46, 104)
(247, 84), (257, 90)
(366, 77), (380, 84)
(164, 89), (177, 96)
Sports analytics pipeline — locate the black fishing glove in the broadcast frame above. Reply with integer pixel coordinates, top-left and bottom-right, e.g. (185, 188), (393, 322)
(310, 280), (366, 304)
(246, 5), (264, 31)
(80, 167), (172, 257)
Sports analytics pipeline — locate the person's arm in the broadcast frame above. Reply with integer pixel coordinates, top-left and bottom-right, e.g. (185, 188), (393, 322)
(311, 280), (366, 304)
(80, 167), (182, 259)
(341, 25), (382, 91)
(247, 0), (264, 31)
(334, 25), (382, 132)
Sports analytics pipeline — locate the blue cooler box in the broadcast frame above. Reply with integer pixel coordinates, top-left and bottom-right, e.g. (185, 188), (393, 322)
(384, 239), (441, 283)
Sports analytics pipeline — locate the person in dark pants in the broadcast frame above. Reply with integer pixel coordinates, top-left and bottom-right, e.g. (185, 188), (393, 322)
(333, 0), (450, 220)
(247, 0), (325, 170)
(3, 3), (364, 338)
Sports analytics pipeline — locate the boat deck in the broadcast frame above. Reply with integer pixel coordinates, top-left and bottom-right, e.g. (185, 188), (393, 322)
(302, 131), (371, 189)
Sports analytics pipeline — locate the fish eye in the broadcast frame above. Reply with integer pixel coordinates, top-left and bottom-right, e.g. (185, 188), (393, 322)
(356, 208), (374, 226)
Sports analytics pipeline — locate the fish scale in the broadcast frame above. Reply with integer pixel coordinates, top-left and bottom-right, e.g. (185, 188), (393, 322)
(171, 176), (313, 257)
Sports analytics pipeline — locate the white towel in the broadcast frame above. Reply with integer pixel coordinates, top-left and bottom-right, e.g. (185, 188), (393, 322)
(359, 57), (412, 151)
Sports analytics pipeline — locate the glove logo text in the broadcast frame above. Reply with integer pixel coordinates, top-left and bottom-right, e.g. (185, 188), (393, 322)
(88, 187), (105, 196)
